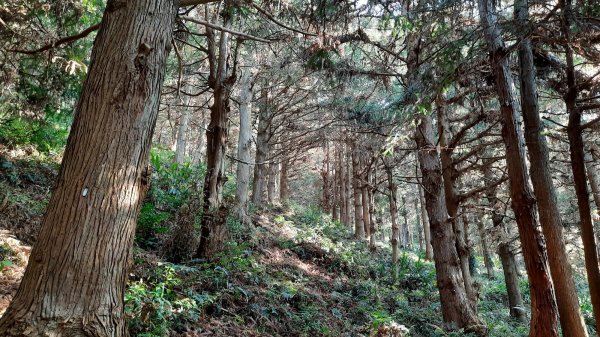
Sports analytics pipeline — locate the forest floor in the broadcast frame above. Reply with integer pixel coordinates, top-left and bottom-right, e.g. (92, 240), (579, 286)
(0, 148), (573, 337)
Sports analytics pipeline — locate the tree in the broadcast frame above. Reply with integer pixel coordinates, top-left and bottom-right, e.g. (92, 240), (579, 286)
(479, 0), (559, 335)
(0, 0), (177, 334)
(515, 0), (588, 334)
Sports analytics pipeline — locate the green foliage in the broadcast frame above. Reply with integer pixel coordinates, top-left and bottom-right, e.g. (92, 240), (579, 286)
(125, 264), (205, 336)
(0, 109), (70, 154)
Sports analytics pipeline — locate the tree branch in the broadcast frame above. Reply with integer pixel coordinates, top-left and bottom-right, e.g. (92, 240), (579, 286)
(180, 15), (272, 43)
(8, 23), (100, 55)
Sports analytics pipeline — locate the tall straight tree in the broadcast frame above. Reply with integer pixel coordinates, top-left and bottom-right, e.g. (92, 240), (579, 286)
(561, 0), (600, 330)
(478, 0), (559, 335)
(515, 0), (588, 335)
(0, 0), (177, 334)
(235, 65), (254, 223)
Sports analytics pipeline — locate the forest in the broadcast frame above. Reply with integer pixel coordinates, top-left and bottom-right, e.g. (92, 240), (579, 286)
(0, 0), (599, 336)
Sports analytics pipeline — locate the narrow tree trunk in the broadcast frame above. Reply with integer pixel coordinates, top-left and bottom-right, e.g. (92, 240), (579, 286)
(197, 14), (235, 257)
(267, 157), (279, 205)
(484, 166), (527, 323)
(332, 148), (340, 222)
(235, 66), (253, 222)
(362, 169), (371, 240)
(252, 86), (270, 208)
(0, 0), (176, 335)
(415, 114), (484, 333)
(415, 196), (424, 251)
(419, 173), (434, 260)
(175, 80), (192, 165)
(515, 1), (589, 334)
(368, 174), (376, 251)
(352, 145), (365, 238)
(400, 195), (408, 248)
(476, 218), (495, 279)
(498, 243), (528, 323)
(479, 1), (559, 335)
(339, 147), (347, 224)
(585, 148), (600, 252)
(192, 109), (206, 165)
(387, 166), (399, 280)
(345, 144), (353, 227)
(279, 156), (289, 203)
(562, 0), (600, 329)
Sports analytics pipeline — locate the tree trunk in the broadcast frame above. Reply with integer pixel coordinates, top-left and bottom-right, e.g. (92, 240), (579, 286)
(562, 0), (600, 329)
(362, 169), (371, 240)
(387, 166), (399, 280)
(175, 77), (192, 165)
(252, 86), (270, 208)
(476, 218), (495, 279)
(498, 243), (528, 323)
(515, 1), (589, 334)
(368, 175), (376, 251)
(267, 156), (279, 205)
(192, 109), (206, 165)
(585, 147), (600, 253)
(352, 145), (365, 238)
(436, 94), (476, 306)
(400, 195), (408, 248)
(332, 148), (340, 222)
(479, 1), (559, 335)
(418, 172), (434, 260)
(415, 196), (423, 251)
(235, 65), (253, 223)
(345, 144), (353, 227)
(196, 14), (234, 258)
(0, 0), (176, 335)
(279, 155), (289, 203)
(415, 114), (484, 333)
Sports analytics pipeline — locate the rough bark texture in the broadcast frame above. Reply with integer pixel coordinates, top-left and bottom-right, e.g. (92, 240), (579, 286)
(279, 156), (289, 202)
(197, 15), (235, 258)
(561, 0), (600, 329)
(436, 95), (476, 306)
(235, 66), (253, 222)
(479, 1), (559, 335)
(0, 0), (176, 335)
(415, 114), (484, 333)
(515, 1), (588, 334)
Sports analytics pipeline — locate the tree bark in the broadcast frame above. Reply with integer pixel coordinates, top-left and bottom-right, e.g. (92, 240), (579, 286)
(476, 218), (494, 279)
(252, 85), (270, 208)
(352, 145), (365, 238)
(561, 0), (600, 330)
(479, 1), (559, 335)
(196, 12), (235, 257)
(386, 165), (399, 280)
(0, 0), (176, 335)
(515, 1), (589, 334)
(279, 155), (289, 203)
(415, 114), (484, 333)
(418, 172), (434, 260)
(235, 65), (254, 223)
(436, 94), (477, 306)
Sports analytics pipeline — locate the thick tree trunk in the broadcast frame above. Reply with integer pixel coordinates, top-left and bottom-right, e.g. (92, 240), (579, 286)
(0, 0), (176, 335)
(197, 16), (234, 257)
(561, 1), (600, 330)
(235, 66), (253, 222)
(515, 1), (589, 334)
(415, 114), (484, 333)
(436, 94), (477, 306)
(479, 1), (559, 335)
(352, 146), (365, 238)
